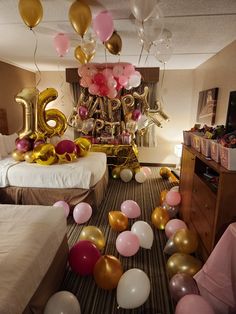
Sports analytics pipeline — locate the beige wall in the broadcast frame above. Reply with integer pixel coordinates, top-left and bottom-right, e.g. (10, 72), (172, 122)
(0, 61), (35, 134)
(191, 40), (236, 127)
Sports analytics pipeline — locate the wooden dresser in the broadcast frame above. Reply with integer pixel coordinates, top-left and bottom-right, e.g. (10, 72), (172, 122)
(179, 145), (236, 261)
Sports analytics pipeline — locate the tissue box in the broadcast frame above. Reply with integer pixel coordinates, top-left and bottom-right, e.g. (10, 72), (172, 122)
(210, 140), (220, 163)
(183, 131), (191, 146)
(200, 137), (211, 157)
(219, 145), (236, 170)
(190, 133), (201, 152)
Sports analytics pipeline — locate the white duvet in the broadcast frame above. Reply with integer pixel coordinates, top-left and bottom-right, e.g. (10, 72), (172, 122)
(0, 152), (107, 189)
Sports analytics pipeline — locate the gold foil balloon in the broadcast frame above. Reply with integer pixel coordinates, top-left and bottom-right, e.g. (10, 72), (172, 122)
(69, 0), (92, 38)
(112, 167), (121, 179)
(151, 206), (170, 230)
(160, 189), (168, 204)
(79, 226), (106, 250)
(159, 167), (171, 179)
(167, 253), (203, 278)
(173, 228), (199, 254)
(33, 143), (57, 165)
(108, 211), (128, 232)
(12, 149), (25, 161)
(24, 151), (35, 163)
(105, 31), (122, 55)
(74, 45), (88, 65)
(45, 109), (67, 137)
(15, 87), (39, 139)
(18, 0), (43, 29)
(74, 137), (91, 157)
(93, 255), (123, 290)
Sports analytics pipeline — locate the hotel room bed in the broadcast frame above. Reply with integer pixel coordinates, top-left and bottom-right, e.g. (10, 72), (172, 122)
(0, 151), (108, 210)
(0, 204), (68, 314)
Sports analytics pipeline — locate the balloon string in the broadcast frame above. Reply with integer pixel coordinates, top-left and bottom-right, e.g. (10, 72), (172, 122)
(145, 50), (150, 64)
(160, 62), (166, 108)
(57, 58), (65, 107)
(30, 28), (41, 88)
(104, 45), (107, 65)
(138, 42), (144, 65)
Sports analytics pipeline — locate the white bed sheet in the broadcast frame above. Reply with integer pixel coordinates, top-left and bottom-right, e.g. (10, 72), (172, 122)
(0, 152), (107, 189)
(0, 204), (67, 314)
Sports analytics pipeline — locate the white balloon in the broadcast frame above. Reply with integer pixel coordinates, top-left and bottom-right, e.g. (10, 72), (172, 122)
(44, 291), (81, 314)
(130, 0), (159, 22)
(135, 171), (147, 183)
(170, 185), (179, 192)
(120, 168), (133, 182)
(117, 268), (151, 309)
(131, 220), (154, 249)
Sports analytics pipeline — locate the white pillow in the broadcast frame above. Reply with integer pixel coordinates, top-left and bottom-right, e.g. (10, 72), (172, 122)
(0, 134), (8, 159)
(3, 133), (18, 154)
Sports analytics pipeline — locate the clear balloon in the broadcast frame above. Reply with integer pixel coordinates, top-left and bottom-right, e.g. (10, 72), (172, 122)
(93, 255), (123, 290)
(69, 240), (101, 276)
(120, 168), (133, 183)
(79, 226), (106, 250)
(131, 221), (154, 249)
(44, 291), (81, 314)
(53, 200), (70, 218)
(73, 202), (92, 224)
(116, 231), (140, 257)
(116, 268), (150, 309)
(175, 294), (215, 314)
(130, 0), (158, 22)
(121, 200), (141, 218)
(169, 273), (200, 302)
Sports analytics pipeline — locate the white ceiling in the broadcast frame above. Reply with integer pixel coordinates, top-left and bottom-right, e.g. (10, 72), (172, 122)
(0, 0), (236, 72)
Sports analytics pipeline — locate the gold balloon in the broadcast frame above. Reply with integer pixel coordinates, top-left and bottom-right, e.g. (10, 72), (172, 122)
(159, 167), (171, 179)
(133, 86), (150, 113)
(69, 0), (92, 38)
(173, 228), (199, 254)
(108, 211), (128, 232)
(111, 167), (121, 179)
(24, 150), (35, 163)
(93, 255), (123, 290)
(167, 253), (203, 278)
(79, 226), (106, 250)
(15, 87), (39, 139)
(160, 189), (168, 205)
(105, 31), (122, 55)
(18, 0), (43, 29)
(74, 137), (91, 157)
(151, 206), (170, 230)
(33, 143), (57, 165)
(12, 149), (25, 162)
(74, 45), (88, 65)
(45, 108), (67, 137)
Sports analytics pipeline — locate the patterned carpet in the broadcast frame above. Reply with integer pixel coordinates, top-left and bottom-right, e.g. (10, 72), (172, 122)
(61, 167), (177, 314)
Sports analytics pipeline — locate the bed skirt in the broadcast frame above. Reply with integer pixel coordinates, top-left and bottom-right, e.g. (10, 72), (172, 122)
(0, 167), (109, 211)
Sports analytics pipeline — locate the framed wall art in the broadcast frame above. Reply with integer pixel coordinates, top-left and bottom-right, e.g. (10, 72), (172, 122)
(196, 88), (219, 125)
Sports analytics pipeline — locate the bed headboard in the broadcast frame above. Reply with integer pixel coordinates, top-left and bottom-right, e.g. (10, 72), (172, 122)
(0, 108), (8, 134)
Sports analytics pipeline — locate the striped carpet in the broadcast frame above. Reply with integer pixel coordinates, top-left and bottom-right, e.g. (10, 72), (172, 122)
(61, 167), (177, 314)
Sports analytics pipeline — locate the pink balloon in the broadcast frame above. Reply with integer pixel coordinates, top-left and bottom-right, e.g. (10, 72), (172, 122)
(107, 88), (117, 99)
(88, 83), (99, 95)
(113, 64), (124, 78)
(120, 200), (141, 218)
(53, 200), (70, 218)
(93, 10), (114, 42)
(93, 72), (106, 86)
(175, 294), (215, 314)
(165, 219), (187, 239)
(102, 68), (113, 78)
(141, 166), (152, 177)
(124, 64), (135, 77)
(73, 202), (92, 224)
(116, 231), (140, 256)
(99, 85), (109, 97)
(68, 240), (101, 276)
(78, 105), (89, 120)
(165, 190), (181, 206)
(53, 33), (70, 57)
(118, 75), (128, 87)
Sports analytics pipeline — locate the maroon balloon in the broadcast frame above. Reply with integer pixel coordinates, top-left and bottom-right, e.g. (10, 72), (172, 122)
(93, 73), (106, 86)
(68, 240), (101, 276)
(78, 106), (88, 120)
(33, 139), (45, 148)
(169, 273), (200, 302)
(16, 138), (32, 152)
(132, 109), (141, 121)
(55, 140), (76, 154)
